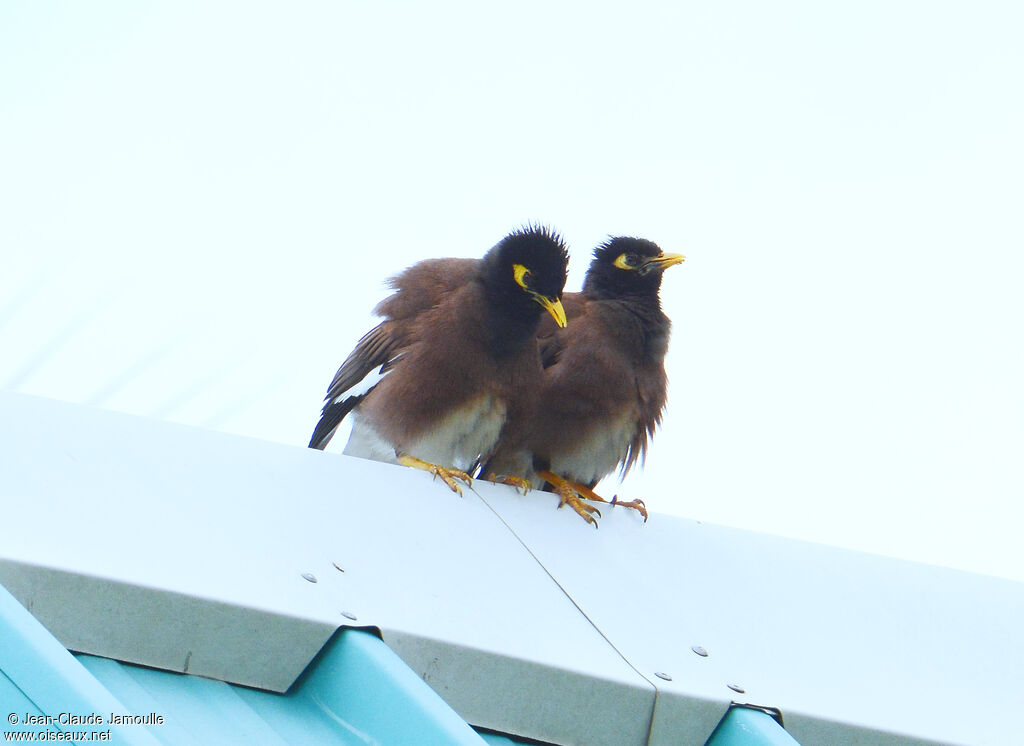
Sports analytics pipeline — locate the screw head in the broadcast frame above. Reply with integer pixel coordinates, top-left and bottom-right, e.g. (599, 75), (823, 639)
(301, 572), (318, 583)
(654, 671), (673, 681)
(691, 645), (709, 657)
(340, 611), (358, 621)
(727, 683), (745, 694)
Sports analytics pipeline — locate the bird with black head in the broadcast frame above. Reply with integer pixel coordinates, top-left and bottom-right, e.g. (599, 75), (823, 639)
(484, 236), (683, 525)
(309, 226), (569, 495)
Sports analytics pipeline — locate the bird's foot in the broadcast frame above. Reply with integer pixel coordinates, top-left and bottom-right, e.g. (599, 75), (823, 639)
(486, 473), (533, 495)
(537, 470), (601, 528)
(538, 470), (648, 522)
(398, 454), (473, 496)
(609, 495), (649, 522)
(557, 486), (602, 527)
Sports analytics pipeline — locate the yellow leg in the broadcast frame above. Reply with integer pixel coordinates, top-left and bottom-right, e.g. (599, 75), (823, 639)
(398, 453), (473, 496)
(485, 473), (533, 495)
(608, 494), (649, 522)
(537, 470), (648, 523)
(536, 470), (601, 528)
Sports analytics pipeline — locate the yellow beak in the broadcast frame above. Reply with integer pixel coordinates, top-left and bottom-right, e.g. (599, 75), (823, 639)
(535, 295), (568, 328)
(651, 252), (686, 269)
(640, 252), (686, 276)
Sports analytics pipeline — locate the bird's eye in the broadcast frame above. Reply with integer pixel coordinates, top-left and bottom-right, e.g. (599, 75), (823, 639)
(513, 263), (534, 289)
(613, 253), (641, 270)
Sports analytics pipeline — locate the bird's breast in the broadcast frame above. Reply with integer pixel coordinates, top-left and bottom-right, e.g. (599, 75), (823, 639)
(404, 394), (508, 472)
(548, 411), (637, 486)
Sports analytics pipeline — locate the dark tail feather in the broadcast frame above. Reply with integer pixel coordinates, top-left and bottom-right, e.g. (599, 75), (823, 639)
(308, 395), (363, 450)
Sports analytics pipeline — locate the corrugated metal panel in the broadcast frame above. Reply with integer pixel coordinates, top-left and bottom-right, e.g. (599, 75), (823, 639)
(2, 581), (487, 745)
(476, 732), (540, 746)
(0, 562), (336, 694)
(76, 629), (487, 746)
(0, 582), (159, 745)
(705, 707), (799, 746)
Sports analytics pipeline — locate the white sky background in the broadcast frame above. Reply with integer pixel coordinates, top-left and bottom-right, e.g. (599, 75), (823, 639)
(2, 2), (1022, 581)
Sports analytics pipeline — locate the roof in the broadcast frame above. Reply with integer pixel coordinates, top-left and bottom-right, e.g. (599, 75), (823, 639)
(2, 581), (791, 745)
(1, 579), (484, 745)
(1, 391), (1022, 745)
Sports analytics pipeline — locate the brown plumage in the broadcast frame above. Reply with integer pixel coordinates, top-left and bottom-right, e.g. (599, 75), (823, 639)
(309, 227), (569, 494)
(314, 257), (477, 414)
(484, 236), (683, 524)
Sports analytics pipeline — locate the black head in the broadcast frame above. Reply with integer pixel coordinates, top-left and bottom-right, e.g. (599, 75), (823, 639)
(481, 225), (569, 329)
(583, 236), (684, 300)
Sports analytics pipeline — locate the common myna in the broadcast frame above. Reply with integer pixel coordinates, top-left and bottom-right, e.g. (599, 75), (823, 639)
(309, 226), (569, 494)
(484, 236), (683, 525)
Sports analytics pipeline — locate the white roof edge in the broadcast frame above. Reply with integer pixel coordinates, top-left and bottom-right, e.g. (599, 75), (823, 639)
(2, 391), (1022, 745)
(0, 559), (336, 693)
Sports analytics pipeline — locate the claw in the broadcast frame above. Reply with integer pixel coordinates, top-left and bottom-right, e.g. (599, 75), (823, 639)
(539, 470), (648, 522)
(555, 484), (601, 528)
(610, 495), (648, 522)
(398, 454), (473, 496)
(486, 473), (533, 495)
(536, 469), (602, 527)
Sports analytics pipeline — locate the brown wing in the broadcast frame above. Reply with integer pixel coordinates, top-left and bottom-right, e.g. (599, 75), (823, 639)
(374, 258), (479, 321)
(310, 257), (479, 450)
(324, 257), (479, 401)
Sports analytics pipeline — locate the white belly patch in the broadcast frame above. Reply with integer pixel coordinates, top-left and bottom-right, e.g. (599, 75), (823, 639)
(550, 412), (635, 485)
(407, 395), (507, 471)
(343, 396), (507, 473)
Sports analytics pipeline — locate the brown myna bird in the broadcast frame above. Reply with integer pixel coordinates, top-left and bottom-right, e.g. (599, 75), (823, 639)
(309, 226), (569, 494)
(484, 236), (683, 525)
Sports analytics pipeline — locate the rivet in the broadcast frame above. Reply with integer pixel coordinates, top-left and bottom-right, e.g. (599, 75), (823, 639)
(727, 683), (745, 694)
(691, 645), (709, 657)
(340, 611), (358, 621)
(301, 572), (318, 583)
(654, 671), (672, 681)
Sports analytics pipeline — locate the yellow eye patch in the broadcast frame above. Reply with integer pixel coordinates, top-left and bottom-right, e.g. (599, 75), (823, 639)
(513, 263), (533, 289)
(613, 253), (638, 270)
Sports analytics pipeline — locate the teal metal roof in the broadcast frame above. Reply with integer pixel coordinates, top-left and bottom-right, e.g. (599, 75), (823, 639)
(2, 581), (793, 745)
(2, 582), (485, 745)
(76, 629), (485, 745)
(706, 708), (799, 746)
